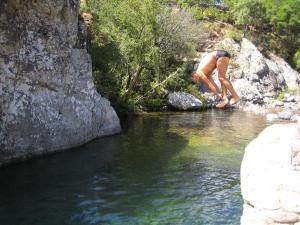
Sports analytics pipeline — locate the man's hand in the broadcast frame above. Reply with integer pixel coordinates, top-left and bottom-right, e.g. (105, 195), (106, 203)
(191, 72), (201, 83)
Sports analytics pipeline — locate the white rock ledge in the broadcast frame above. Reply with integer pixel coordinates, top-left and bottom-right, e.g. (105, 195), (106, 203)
(241, 122), (300, 225)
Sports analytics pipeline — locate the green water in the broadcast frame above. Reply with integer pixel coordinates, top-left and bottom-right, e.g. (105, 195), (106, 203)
(0, 110), (269, 225)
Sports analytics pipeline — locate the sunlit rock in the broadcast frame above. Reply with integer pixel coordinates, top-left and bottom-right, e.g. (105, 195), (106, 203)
(270, 54), (300, 90)
(167, 92), (203, 110)
(241, 123), (300, 224)
(232, 79), (263, 104)
(266, 113), (279, 121)
(278, 110), (293, 120)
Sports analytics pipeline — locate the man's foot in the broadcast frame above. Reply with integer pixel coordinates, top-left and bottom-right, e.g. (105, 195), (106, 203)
(216, 98), (229, 109)
(229, 96), (240, 105)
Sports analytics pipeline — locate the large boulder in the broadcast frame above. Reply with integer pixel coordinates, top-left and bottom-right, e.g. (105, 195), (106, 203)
(0, 0), (121, 166)
(270, 54), (300, 90)
(232, 79), (263, 104)
(167, 92), (203, 110)
(241, 122), (300, 224)
(236, 38), (286, 100)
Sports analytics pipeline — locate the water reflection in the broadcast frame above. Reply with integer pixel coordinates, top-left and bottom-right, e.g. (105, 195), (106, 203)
(0, 110), (269, 225)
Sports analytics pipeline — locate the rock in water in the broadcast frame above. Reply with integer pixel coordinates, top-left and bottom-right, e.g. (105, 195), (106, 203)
(266, 113), (279, 121)
(241, 123), (300, 225)
(0, 0), (121, 166)
(278, 110), (293, 120)
(167, 92), (203, 110)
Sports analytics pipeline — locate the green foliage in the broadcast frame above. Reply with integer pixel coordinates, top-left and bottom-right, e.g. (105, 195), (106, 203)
(157, 8), (203, 58)
(226, 29), (244, 42)
(177, 0), (213, 8)
(226, 0), (300, 65)
(293, 51), (300, 71)
(202, 7), (218, 20)
(191, 6), (204, 20)
(266, 0), (300, 57)
(265, 0), (300, 34)
(190, 5), (229, 22)
(84, 0), (204, 112)
(177, 0), (193, 8)
(276, 91), (285, 101)
(142, 98), (167, 111)
(230, 0), (267, 29)
(83, 0), (300, 112)
(177, 0), (299, 65)
(79, 1), (88, 13)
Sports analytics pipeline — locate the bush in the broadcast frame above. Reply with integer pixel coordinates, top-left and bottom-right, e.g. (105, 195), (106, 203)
(142, 98), (167, 111)
(157, 8), (204, 59)
(276, 91), (285, 101)
(83, 0), (208, 112)
(226, 29), (244, 42)
(191, 5), (204, 20)
(230, 0), (267, 29)
(293, 51), (300, 71)
(177, 0), (192, 8)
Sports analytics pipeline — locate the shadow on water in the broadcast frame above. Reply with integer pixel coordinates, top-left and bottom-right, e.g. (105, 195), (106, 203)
(0, 110), (269, 225)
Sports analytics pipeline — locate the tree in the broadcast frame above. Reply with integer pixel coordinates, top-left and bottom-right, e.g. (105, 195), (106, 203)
(265, 0), (300, 52)
(89, 0), (162, 97)
(293, 51), (300, 70)
(230, 0), (267, 30)
(85, 0), (204, 109)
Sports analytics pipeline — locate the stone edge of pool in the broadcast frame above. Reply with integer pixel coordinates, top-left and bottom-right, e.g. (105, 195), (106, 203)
(240, 120), (300, 225)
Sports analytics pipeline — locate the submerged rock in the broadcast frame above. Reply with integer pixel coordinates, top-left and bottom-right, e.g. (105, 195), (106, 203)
(167, 92), (203, 110)
(0, 0), (121, 166)
(278, 110), (293, 120)
(241, 122), (300, 225)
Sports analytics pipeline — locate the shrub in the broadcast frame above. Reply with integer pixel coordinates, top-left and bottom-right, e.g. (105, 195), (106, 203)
(293, 51), (300, 71)
(226, 29), (244, 42)
(191, 5), (204, 20)
(83, 0), (207, 112)
(276, 91), (285, 101)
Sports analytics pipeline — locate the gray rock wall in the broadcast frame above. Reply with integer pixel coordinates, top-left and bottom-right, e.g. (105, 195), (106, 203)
(0, 0), (121, 166)
(233, 38), (287, 103)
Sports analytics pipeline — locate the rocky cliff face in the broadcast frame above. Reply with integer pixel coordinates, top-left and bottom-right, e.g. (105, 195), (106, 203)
(241, 121), (300, 225)
(230, 38), (298, 105)
(0, 0), (121, 166)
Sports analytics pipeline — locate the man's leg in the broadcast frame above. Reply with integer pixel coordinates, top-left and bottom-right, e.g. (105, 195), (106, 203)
(221, 84), (227, 99)
(216, 57), (240, 107)
(208, 76), (222, 97)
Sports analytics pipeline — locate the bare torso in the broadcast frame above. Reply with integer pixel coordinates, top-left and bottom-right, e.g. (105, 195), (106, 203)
(196, 51), (217, 77)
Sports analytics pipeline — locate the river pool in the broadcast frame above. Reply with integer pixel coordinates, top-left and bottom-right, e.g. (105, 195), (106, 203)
(0, 110), (270, 225)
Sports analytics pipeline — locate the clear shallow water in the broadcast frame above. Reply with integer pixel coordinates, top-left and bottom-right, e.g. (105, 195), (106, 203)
(0, 110), (270, 225)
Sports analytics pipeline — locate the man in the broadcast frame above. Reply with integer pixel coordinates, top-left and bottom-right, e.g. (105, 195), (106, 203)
(192, 50), (240, 108)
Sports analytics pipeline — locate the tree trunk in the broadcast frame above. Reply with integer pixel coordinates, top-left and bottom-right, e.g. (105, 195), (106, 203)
(124, 64), (144, 98)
